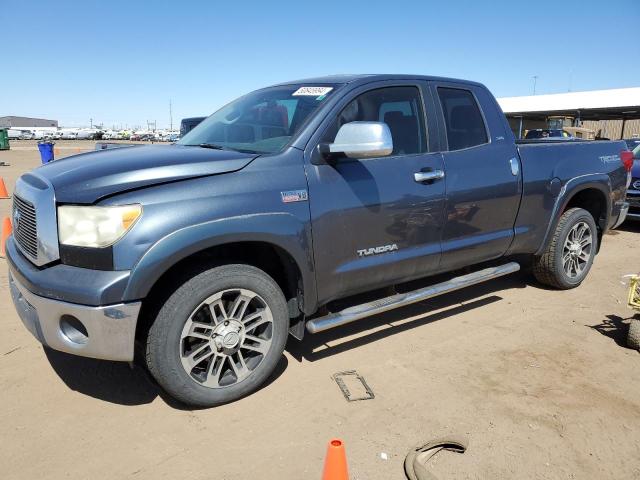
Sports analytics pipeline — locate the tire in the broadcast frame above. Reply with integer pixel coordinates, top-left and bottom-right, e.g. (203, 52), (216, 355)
(145, 264), (289, 407)
(628, 318), (640, 351)
(532, 207), (598, 289)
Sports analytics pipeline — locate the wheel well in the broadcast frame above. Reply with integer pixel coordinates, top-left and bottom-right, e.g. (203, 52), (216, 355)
(564, 188), (607, 230)
(136, 242), (303, 342)
(563, 188), (607, 251)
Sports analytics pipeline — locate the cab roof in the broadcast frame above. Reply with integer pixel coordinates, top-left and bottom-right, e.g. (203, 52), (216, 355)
(271, 74), (484, 88)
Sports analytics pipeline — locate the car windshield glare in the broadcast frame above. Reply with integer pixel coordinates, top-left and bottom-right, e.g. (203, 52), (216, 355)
(178, 85), (338, 154)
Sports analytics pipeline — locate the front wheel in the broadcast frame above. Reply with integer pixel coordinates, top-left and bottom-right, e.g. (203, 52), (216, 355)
(533, 207), (598, 289)
(145, 264), (289, 407)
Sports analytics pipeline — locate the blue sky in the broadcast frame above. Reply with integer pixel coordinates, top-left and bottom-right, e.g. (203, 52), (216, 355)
(1, 0), (638, 129)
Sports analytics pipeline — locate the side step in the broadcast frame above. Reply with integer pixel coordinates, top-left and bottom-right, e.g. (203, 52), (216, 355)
(305, 262), (520, 334)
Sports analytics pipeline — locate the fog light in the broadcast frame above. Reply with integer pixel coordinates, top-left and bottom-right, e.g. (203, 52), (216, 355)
(59, 315), (89, 345)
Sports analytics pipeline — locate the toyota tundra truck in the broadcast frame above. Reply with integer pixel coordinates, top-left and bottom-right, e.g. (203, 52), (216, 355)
(6, 75), (632, 407)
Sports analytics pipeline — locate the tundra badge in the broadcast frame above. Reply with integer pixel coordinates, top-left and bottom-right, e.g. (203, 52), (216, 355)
(357, 244), (399, 257)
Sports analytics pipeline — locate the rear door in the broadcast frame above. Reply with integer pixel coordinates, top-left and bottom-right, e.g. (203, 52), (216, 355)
(430, 82), (522, 270)
(305, 81), (446, 305)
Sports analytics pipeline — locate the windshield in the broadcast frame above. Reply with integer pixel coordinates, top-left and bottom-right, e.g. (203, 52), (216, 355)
(178, 84), (338, 154)
(633, 143), (640, 159)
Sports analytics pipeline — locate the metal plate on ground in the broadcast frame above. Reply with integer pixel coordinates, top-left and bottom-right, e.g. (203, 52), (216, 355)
(332, 370), (375, 402)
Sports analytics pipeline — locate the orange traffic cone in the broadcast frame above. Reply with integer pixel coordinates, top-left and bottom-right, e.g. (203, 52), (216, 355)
(1, 217), (12, 258)
(322, 439), (349, 480)
(0, 177), (9, 199)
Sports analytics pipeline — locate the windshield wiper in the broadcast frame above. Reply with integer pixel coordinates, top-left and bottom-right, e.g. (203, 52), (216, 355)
(198, 143), (227, 150)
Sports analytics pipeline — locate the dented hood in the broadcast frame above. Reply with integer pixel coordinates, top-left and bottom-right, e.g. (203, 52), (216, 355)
(36, 145), (258, 203)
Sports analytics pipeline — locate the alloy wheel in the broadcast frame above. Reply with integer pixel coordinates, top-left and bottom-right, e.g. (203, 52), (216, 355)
(179, 288), (274, 388)
(562, 221), (593, 278)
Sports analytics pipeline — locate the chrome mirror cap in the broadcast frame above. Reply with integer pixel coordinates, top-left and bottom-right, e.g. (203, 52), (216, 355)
(328, 121), (393, 159)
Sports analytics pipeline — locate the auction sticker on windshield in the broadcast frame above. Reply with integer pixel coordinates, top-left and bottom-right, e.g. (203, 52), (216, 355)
(292, 86), (333, 96)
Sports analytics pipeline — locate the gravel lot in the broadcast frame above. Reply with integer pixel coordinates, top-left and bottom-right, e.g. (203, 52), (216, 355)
(1, 141), (639, 479)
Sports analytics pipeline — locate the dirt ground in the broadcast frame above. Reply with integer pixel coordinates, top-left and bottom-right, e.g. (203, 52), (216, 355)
(0, 141), (639, 479)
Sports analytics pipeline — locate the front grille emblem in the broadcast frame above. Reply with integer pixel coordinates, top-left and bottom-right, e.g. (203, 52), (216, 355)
(633, 180), (640, 190)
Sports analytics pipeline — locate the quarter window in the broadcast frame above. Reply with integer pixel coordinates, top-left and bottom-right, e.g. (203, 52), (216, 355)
(323, 86), (426, 156)
(437, 87), (488, 150)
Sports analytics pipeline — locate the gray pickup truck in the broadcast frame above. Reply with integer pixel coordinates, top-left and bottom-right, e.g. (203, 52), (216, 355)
(7, 75), (631, 406)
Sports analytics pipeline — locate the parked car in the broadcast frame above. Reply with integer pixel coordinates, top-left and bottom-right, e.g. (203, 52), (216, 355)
(624, 138), (640, 152)
(75, 130), (95, 140)
(7, 74), (631, 407)
(7, 129), (24, 140)
(180, 116), (206, 137)
(60, 131), (78, 140)
(626, 143), (640, 221)
(525, 128), (573, 140)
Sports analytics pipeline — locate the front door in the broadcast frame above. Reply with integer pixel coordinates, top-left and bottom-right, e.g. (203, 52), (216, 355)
(305, 83), (446, 305)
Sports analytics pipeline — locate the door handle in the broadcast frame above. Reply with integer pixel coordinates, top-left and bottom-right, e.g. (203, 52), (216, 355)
(414, 170), (445, 183)
(509, 157), (520, 176)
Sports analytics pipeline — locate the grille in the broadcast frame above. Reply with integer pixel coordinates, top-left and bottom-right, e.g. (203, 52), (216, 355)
(12, 195), (38, 259)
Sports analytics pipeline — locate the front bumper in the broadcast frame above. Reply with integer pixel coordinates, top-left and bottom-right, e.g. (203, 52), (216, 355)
(8, 269), (141, 362)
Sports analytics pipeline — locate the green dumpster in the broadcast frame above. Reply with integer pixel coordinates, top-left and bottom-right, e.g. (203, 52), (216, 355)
(0, 128), (9, 150)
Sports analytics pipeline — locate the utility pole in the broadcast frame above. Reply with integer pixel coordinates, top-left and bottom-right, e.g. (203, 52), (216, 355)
(169, 99), (173, 131)
(532, 75), (538, 95)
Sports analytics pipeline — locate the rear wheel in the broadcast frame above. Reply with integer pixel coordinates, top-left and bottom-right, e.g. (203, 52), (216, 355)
(145, 264), (288, 407)
(533, 207), (598, 289)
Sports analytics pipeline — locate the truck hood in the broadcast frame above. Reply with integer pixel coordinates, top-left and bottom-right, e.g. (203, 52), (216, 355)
(632, 159), (640, 179)
(35, 145), (259, 203)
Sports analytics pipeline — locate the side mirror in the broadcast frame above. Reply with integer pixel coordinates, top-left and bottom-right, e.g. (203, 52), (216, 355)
(321, 121), (393, 160)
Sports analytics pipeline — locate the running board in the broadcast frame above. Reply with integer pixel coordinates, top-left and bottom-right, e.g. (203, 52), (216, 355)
(305, 262), (520, 334)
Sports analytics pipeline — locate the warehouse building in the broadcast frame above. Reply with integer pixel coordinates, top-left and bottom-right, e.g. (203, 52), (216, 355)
(497, 87), (640, 140)
(0, 116), (58, 128)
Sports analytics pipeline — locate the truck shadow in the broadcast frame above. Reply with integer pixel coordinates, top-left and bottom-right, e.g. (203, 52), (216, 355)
(288, 272), (529, 362)
(43, 347), (158, 406)
(43, 347), (288, 410)
(614, 221), (640, 234)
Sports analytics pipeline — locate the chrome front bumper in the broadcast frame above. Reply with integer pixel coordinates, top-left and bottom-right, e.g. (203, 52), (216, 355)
(9, 271), (140, 361)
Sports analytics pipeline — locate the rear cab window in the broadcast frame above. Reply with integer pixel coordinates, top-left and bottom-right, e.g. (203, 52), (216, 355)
(437, 87), (488, 151)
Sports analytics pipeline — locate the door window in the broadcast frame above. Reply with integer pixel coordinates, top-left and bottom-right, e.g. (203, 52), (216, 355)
(437, 87), (488, 151)
(322, 86), (426, 156)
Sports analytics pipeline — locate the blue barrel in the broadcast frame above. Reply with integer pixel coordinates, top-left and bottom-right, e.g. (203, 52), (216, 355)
(37, 142), (55, 164)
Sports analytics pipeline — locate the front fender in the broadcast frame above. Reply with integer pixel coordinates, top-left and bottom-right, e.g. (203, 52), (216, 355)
(122, 212), (317, 313)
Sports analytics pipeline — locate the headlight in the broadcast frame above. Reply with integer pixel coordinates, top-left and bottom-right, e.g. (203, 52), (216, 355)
(58, 204), (142, 248)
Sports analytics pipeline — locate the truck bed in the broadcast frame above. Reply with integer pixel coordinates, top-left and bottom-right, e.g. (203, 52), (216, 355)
(507, 139), (629, 256)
